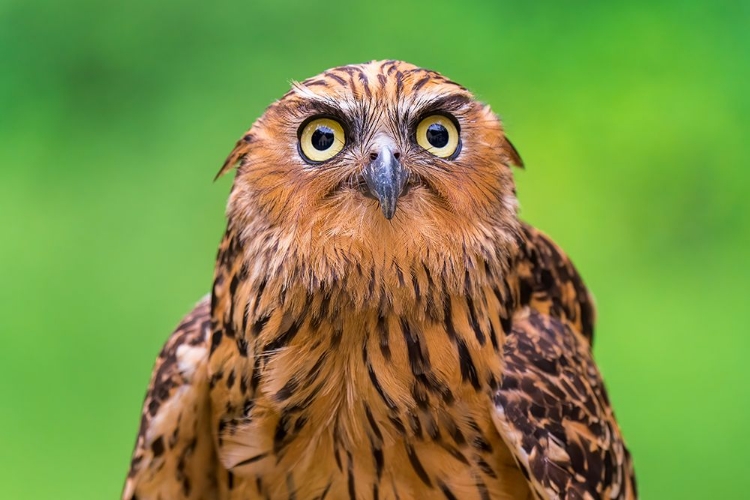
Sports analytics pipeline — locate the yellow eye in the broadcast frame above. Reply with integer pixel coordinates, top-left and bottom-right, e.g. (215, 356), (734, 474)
(299, 118), (346, 163)
(416, 114), (460, 158)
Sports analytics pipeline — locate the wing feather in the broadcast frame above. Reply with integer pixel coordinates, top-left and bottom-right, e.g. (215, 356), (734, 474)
(122, 296), (218, 500)
(493, 309), (636, 500)
(516, 223), (597, 343)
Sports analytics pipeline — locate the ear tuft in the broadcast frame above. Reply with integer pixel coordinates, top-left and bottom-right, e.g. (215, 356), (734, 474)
(214, 133), (254, 181)
(504, 137), (524, 168)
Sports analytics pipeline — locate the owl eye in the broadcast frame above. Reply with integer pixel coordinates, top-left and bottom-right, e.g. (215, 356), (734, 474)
(416, 114), (460, 158)
(298, 117), (346, 163)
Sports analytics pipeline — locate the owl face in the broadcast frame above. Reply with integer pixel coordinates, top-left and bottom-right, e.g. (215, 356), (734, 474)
(221, 61), (522, 287)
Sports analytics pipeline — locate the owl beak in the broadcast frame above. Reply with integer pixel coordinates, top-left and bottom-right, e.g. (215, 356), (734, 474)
(362, 146), (408, 220)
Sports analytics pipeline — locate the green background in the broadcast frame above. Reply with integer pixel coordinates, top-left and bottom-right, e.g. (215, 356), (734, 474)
(1, 0), (747, 498)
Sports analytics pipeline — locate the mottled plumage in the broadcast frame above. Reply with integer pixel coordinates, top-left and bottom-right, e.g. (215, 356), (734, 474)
(124, 60), (636, 499)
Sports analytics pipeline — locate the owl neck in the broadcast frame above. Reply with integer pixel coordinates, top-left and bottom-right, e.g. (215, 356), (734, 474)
(211, 213), (521, 328)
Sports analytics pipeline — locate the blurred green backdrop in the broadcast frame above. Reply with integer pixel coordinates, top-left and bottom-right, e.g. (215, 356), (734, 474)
(1, 0), (748, 498)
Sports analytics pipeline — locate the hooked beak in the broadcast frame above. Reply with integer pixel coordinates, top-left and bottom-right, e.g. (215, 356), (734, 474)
(362, 146), (408, 220)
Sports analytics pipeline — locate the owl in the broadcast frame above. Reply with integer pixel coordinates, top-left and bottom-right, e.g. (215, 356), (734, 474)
(123, 60), (636, 500)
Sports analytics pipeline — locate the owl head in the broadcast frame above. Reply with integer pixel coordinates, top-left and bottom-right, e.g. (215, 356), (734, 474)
(218, 61), (523, 298)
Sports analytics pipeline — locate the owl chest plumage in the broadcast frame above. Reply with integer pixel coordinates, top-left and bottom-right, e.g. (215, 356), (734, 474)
(208, 264), (531, 500)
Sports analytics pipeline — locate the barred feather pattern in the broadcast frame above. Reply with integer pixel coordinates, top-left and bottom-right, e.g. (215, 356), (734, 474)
(123, 297), (217, 499)
(123, 60), (636, 500)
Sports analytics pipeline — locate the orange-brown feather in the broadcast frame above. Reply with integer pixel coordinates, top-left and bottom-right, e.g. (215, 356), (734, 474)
(123, 60), (635, 500)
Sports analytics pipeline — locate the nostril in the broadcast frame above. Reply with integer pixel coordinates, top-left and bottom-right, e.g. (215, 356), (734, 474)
(393, 152), (401, 160)
(369, 152), (378, 161)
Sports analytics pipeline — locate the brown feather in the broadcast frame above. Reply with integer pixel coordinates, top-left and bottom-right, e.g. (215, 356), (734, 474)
(124, 60), (635, 500)
(504, 137), (524, 168)
(122, 296), (217, 500)
(215, 133), (254, 180)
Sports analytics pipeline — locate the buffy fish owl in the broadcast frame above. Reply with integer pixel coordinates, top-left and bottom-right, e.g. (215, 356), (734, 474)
(123, 60), (636, 500)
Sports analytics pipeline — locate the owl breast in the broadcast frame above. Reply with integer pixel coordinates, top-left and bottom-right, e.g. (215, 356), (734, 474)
(211, 288), (532, 500)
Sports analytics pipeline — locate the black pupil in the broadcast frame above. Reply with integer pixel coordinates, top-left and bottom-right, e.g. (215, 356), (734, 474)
(426, 123), (449, 148)
(311, 126), (335, 151)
